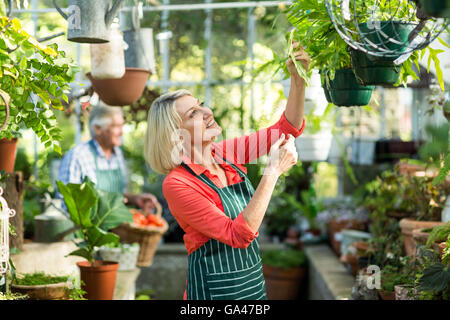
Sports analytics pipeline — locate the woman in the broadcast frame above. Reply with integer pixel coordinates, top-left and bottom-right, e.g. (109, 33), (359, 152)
(144, 43), (310, 300)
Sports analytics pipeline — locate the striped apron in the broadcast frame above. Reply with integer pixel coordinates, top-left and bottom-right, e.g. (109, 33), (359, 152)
(88, 140), (125, 193)
(181, 160), (267, 300)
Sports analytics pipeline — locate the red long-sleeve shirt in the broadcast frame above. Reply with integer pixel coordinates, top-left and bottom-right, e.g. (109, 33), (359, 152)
(162, 112), (305, 255)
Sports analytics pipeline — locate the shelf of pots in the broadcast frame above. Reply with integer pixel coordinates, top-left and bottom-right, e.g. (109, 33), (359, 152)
(0, 11), (78, 172)
(56, 177), (133, 300)
(397, 174), (450, 258)
(316, 198), (369, 257)
(361, 164), (450, 257)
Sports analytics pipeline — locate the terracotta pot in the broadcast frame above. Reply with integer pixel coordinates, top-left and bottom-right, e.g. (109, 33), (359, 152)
(262, 264), (306, 300)
(378, 290), (396, 300)
(11, 281), (72, 300)
(86, 67), (151, 106)
(0, 138), (18, 172)
(394, 284), (417, 300)
(77, 260), (119, 300)
(328, 218), (366, 256)
(399, 218), (444, 257)
(412, 228), (431, 246)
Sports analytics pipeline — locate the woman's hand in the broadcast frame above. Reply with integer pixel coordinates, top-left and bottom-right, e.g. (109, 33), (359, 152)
(286, 41), (311, 78)
(264, 134), (298, 177)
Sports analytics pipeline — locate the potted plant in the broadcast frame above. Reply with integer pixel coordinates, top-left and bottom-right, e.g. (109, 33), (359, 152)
(56, 177), (133, 300)
(411, 223), (450, 257)
(0, 9), (78, 171)
(414, 243), (450, 300)
(285, 0), (375, 107)
(379, 261), (414, 300)
(399, 173), (450, 257)
(261, 248), (307, 300)
(346, 1), (418, 86)
(316, 199), (369, 256)
(10, 272), (74, 300)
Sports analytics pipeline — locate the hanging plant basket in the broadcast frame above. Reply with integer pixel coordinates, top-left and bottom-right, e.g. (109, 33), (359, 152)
(326, 69), (374, 107)
(419, 0), (450, 18)
(357, 21), (416, 57)
(86, 68), (151, 106)
(350, 49), (401, 86)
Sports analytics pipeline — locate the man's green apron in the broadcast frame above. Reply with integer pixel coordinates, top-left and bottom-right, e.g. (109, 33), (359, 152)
(181, 159), (267, 300)
(88, 140), (125, 193)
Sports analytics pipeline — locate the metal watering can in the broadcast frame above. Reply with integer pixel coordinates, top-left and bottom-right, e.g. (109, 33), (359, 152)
(121, 4), (156, 72)
(53, 0), (126, 43)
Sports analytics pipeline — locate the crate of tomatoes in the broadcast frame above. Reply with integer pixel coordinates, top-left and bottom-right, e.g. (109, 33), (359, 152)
(112, 202), (168, 267)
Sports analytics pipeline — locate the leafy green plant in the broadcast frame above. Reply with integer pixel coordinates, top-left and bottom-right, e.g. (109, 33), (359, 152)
(415, 245), (450, 300)
(426, 223), (450, 248)
(380, 261), (415, 293)
(0, 10), (78, 153)
(56, 177), (133, 265)
(261, 248), (306, 269)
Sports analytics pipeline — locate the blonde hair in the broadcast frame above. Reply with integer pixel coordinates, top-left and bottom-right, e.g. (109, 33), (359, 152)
(144, 89), (191, 174)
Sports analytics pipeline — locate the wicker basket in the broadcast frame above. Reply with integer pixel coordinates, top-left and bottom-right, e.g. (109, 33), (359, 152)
(112, 204), (168, 267)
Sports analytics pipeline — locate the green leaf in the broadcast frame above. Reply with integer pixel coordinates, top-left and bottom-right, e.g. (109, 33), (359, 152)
(67, 248), (94, 264)
(92, 190), (133, 231)
(86, 226), (119, 248)
(418, 263), (450, 292)
(55, 180), (97, 228)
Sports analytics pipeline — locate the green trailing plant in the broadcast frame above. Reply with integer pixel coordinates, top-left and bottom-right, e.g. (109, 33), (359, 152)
(0, 9), (79, 153)
(261, 248), (306, 269)
(56, 177), (133, 265)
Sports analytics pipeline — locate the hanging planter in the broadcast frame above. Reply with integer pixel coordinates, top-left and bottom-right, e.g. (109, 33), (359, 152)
(90, 24), (127, 80)
(86, 68), (151, 106)
(350, 49), (401, 86)
(418, 0), (450, 18)
(326, 68), (374, 107)
(295, 131), (333, 162)
(53, 0), (126, 43)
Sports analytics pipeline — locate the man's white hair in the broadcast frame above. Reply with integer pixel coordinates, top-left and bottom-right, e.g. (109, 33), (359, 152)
(89, 102), (123, 138)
